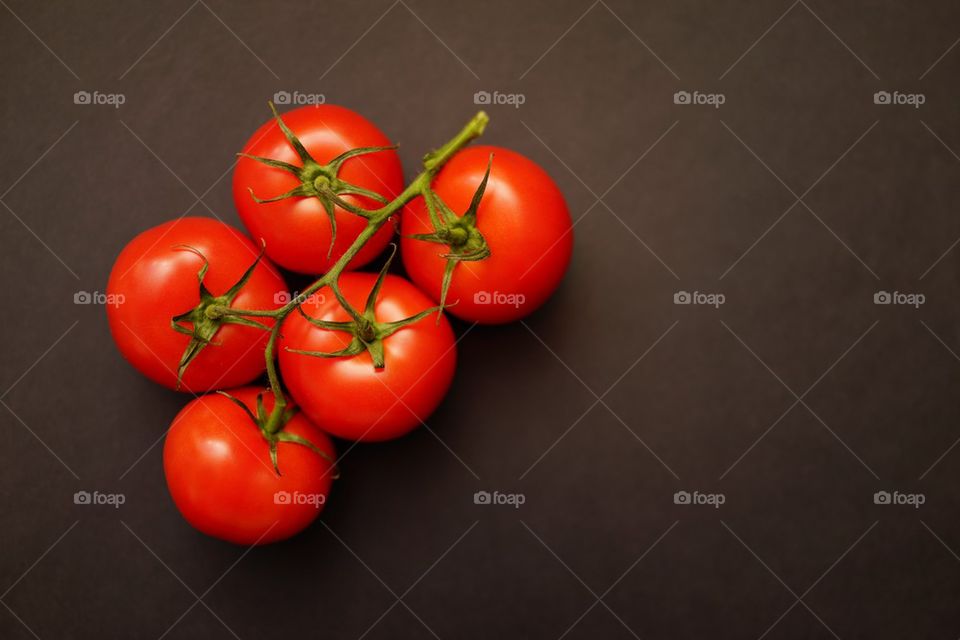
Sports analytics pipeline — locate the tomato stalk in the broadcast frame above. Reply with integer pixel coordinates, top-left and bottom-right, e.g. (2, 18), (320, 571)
(229, 110), (489, 435)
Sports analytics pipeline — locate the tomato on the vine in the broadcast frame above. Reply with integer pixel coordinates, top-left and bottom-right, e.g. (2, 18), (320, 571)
(163, 387), (336, 545)
(106, 217), (287, 393)
(278, 271), (457, 442)
(233, 104), (404, 274)
(400, 145), (573, 324)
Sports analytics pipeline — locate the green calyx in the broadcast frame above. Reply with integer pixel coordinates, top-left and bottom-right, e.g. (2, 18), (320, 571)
(216, 390), (337, 477)
(285, 245), (442, 369)
(406, 154), (494, 309)
(239, 101), (396, 260)
(170, 244), (271, 388)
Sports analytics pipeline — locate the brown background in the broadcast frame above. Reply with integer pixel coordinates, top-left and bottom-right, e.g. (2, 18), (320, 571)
(3, 1), (960, 638)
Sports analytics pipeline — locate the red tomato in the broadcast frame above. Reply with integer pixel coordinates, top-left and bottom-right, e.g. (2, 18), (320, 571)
(106, 217), (286, 393)
(400, 145), (573, 324)
(278, 273), (457, 442)
(233, 104), (404, 274)
(163, 387), (336, 545)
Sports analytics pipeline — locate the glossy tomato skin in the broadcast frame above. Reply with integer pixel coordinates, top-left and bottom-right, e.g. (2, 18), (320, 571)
(278, 273), (457, 442)
(400, 145), (573, 324)
(163, 387), (336, 545)
(106, 217), (287, 393)
(233, 104), (403, 274)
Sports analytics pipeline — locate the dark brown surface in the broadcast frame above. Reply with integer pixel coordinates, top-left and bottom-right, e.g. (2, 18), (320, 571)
(3, 1), (960, 638)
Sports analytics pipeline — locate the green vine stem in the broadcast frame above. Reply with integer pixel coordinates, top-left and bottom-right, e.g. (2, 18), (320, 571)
(215, 109), (489, 435)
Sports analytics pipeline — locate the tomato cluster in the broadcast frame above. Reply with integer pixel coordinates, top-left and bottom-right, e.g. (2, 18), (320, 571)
(106, 104), (573, 544)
